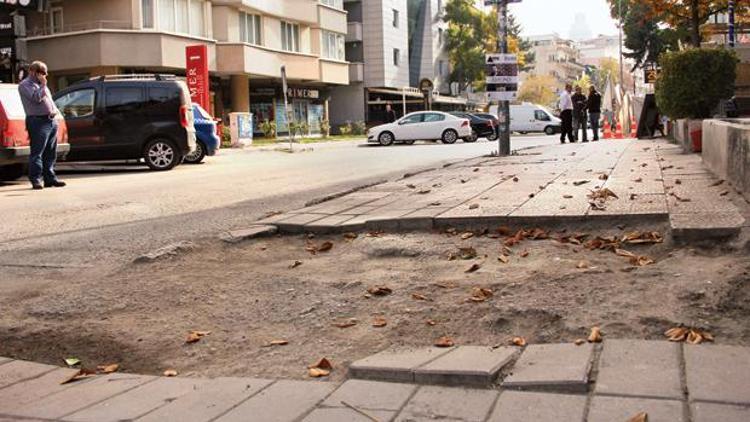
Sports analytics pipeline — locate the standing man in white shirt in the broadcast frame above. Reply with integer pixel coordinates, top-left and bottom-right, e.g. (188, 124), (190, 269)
(558, 83), (575, 144)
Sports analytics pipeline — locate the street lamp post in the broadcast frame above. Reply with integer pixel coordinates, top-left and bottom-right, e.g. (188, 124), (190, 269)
(496, 0), (511, 156)
(618, 0), (624, 89)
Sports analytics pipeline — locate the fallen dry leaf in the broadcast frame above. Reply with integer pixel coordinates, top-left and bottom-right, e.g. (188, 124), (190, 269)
(588, 326), (603, 343)
(622, 231), (663, 244)
(511, 336), (527, 347)
(418, 189), (431, 194)
(675, 179), (682, 185)
(406, 183), (416, 189)
(185, 330), (211, 344)
(163, 369), (178, 377)
(627, 412), (648, 422)
(366, 231), (384, 238)
(576, 260), (590, 269)
(665, 326), (713, 344)
(615, 248), (637, 259)
(563, 194), (574, 199)
(310, 357), (333, 370)
(512, 176), (519, 182)
(412, 293), (430, 301)
(372, 317), (388, 328)
(317, 241), (333, 252)
(465, 262), (482, 273)
(425, 319), (437, 326)
(573, 180), (590, 186)
(469, 287), (493, 302)
(468, 203), (480, 210)
(598, 174), (609, 180)
(308, 367), (330, 377)
(458, 247), (477, 260)
(333, 318), (358, 328)
(519, 250), (529, 258)
(719, 190), (729, 196)
(460, 232), (475, 240)
(97, 363), (119, 374)
(343, 232), (358, 241)
(61, 368), (97, 385)
(588, 188), (619, 200)
(498, 254), (509, 264)
(289, 260), (303, 269)
(367, 286), (393, 296)
(670, 192), (691, 202)
(574, 339), (586, 346)
(634, 177), (643, 183)
(434, 336), (455, 347)
(262, 339), (289, 347)
(709, 179), (725, 187)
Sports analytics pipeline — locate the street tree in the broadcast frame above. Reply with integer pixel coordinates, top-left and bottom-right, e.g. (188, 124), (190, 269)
(517, 74), (557, 108)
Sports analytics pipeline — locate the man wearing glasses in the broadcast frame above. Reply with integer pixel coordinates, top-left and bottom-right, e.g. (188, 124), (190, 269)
(18, 60), (65, 190)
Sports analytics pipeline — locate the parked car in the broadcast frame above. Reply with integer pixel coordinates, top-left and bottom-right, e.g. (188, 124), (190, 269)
(184, 104), (220, 164)
(473, 112), (500, 140)
(0, 83), (70, 181)
(367, 111), (472, 146)
(449, 112), (496, 142)
(53, 74), (196, 171)
(489, 103), (562, 135)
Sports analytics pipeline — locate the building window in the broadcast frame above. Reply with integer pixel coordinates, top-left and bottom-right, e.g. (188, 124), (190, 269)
(189, 0), (205, 37)
(320, 0), (343, 9)
(239, 12), (262, 45)
(281, 21), (300, 52)
(175, 0), (188, 33)
(438, 60), (447, 76)
(321, 30), (345, 61)
(438, 27), (443, 45)
(393, 48), (400, 66)
(50, 7), (63, 34)
(157, 0), (205, 36)
(142, 0), (154, 28)
(392, 9), (399, 28)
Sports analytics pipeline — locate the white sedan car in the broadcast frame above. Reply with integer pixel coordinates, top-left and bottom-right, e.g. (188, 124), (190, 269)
(367, 111), (472, 146)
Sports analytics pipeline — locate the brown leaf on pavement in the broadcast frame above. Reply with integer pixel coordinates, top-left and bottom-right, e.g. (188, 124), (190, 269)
(498, 254), (509, 264)
(289, 260), (303, 269)
(665, 326), (713, 344)
(473, 167), (480, 172)
(310, 357), (333, 370)
(97, 363), (119, 374)
(343, 232), (358, 241)
(670, 192), (691, 202)
(317, 241), (333, 252)
(588, 188), (619, 200)
(627, 412), (648, 422)
(615, 248), (637, 259)
(512, 176), (519, 182)
(520, 250), (529, 258)
(458, 247), (477, 260)
(598, 174), (609, 181)
(574, 339), (586, 346)
(497, 226), (512, 236)
(367, 286), (393, 296)
(573, 180), (590, 186)
(622, 231), (663, 244)
(460, 232), (475, 240)
(434, 336), (455, 347)
(465, 262), (482, 273)
(163, 369), (178, 377)
(634, 177), (643, 183)
(333, 318), (358, 328)
(511, 336), (527, 347)
(633, 256), (655, 266)
(262, 339), (289, 347)
(425, 319), (437, 326)
(366, 231), (384, 237)
(563, 194), (573, 199)
(186, 330), (211, 344)
(418, 189), (431, 194)
(469, 287), (493, 302)
(675, 179), (682, 185)
(372, 317), (388, 328)
(719, 190), (730, 196)
(576, 260), (590, 269)
(709, 179), (725, 187)
(406, 184), (416, 189)
(412, 293), (430, 301)
(468, 203), (479, 210)
(588, 326), (603, 343)
(308, 367), (330, 378)
(60, 368), (97, 385)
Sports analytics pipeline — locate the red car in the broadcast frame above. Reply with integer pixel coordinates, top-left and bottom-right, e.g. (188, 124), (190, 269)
(0, 83), (70, 181)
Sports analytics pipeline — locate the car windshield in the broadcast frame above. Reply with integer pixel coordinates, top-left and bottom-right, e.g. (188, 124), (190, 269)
(0, 87), (26, 118)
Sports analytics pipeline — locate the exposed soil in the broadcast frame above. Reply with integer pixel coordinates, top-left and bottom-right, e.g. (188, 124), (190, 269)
(1, 224), (748, 382)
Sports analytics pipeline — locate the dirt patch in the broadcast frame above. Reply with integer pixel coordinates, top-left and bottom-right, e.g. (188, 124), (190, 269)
(0, 226), (748, 382)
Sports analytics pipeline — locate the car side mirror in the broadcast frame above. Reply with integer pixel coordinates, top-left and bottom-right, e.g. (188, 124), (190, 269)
(398, 120), (406, 125)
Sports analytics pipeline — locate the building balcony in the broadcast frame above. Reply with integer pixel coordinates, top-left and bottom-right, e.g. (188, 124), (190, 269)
(346, 22), (363, 42)
(212, 0), (319, 25)
(320, 59), (349, 85)
(349, 62), (363, 82)
(318, 3), (348, 34)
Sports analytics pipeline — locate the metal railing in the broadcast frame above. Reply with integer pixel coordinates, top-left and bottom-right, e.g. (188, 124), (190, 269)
(27, 20), (133, 37)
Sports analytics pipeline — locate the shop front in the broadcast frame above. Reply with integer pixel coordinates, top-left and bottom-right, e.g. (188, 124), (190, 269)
(250, 85), (328, 137)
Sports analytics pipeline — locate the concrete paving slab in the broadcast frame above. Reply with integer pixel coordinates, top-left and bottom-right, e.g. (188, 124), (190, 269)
(395, 386), (498, 422)
(302, 407), (396, 422)
(219, 225), (278, 244)
(691, 402), (750, 422)
(487, 391), (586, 422)
(275, 213), (328, 226)
(0, 358), (10, 366)
(322, 380), (416, 410)
(588, 396), (686, 422)
(138, 377), (272, 422)
(0, 360), (58, 389)
(64, 377), (206, 422)
(215, 380), (335, 422)
(349, 347), (455, 383)
(595, 340), (682, 399)
(12, 373), (155, 419)
(685, 345), (750, 405)
(0, 367), (86, 411)
(501, 343), (594, 393)
(414, 346), (516, 386)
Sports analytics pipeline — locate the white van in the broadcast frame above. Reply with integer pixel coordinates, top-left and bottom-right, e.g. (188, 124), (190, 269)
(489, 103), (561, 135)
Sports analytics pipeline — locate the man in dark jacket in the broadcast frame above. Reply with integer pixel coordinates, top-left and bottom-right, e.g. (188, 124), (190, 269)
(384, 103), (398, 123)
(571, 86), (588, 142)
(587, 86), (602, 141)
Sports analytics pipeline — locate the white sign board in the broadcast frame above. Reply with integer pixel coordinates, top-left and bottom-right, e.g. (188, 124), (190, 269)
(486, 53), (518, 102)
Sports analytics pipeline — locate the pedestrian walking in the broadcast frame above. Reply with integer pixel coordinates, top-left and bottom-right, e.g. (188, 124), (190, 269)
(384, 103), (398, 124)
(587, 85), (602, 141)
(572, 85), (588, 142)
(18, 61), (64, 190)
(558, 84), (575, 144)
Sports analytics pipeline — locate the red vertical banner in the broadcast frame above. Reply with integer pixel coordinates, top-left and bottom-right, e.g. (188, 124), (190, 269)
(186, 45), (210, 110)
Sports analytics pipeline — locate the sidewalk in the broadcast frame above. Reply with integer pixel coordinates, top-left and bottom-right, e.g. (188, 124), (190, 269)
(1, 340), (748, 421)
(256, 138), (746, 241)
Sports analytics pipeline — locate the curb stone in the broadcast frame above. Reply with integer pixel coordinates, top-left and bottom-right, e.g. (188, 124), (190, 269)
(219, 225), (278, 244)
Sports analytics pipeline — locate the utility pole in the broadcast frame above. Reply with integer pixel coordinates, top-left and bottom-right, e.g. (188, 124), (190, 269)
(496, 0), (511, 156)
(729, 0), (736, 48)
(618, 0), (624, 89)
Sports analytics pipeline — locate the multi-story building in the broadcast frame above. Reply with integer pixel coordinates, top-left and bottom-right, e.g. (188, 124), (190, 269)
(577, 34), (620, 67)
(523, 33), (585, 90)
(328, 0), (461, 129)
(14, 0), (349, 135)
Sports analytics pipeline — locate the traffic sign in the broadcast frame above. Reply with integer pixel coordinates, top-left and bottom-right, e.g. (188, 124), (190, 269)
(486, 53), (518, 102)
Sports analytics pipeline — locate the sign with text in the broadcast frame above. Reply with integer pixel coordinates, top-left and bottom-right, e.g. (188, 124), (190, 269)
(287, 88), (319, 99)
(185, 45), (209, 110)
(486, 53), (518, 101)
(644, 64), (661, 84)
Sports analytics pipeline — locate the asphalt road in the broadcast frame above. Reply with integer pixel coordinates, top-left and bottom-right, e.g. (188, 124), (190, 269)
(0, 135), (558, 268)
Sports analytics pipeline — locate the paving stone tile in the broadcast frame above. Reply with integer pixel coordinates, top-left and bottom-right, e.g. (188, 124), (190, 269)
(214, 380), (335, 422)
(501, 343), (594, 392)
(64, 377), (206, 422)
(691, 402), (750, 422)
(275, 213), (328, 226)
(0, 358), (10, 366)
(138, 377), (272, 422)
(685, 345), (750, 405)
(301, 407), (396, 422)
(349, 347), (455, 383)
(322, 380), (416, 410)
(414, 346), (516, 386)
(487, 391), (586, 422)
(0, 360), (58, 389)
(219, 225), (277, 243)
(595, 340), (682, 399)
(395, 386), (498, 422)
(12, 373), (154, 419)
(588, 396), (685, 422)
(0, 367), (86, 412)
(304, 214), (356, 229)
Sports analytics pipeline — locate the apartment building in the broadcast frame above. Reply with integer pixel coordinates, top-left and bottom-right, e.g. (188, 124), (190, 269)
(524, 33), (585, 90)
(14, 0), (349, 135)
(328, 0), (460, 129)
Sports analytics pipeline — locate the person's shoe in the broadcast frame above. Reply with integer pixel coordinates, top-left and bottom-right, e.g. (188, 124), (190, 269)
(44, 180), (66, 188)
(31, 182), (43, 190)
(583, 140), (589, 143)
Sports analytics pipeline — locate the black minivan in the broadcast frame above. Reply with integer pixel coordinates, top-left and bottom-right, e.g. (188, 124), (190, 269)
(53, 75), (196, 171)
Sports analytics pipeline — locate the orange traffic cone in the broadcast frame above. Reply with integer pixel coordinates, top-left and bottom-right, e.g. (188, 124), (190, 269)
(602, 118), (613, 139)
(630, 117), (637, 138)
(614, 119), (624, 139)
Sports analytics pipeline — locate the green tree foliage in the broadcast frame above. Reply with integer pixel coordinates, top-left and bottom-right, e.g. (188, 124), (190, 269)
(518, 74), (557, 108)
(655, 48), (737, 118)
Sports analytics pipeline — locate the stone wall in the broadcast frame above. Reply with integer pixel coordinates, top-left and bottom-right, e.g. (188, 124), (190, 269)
(673, 119), (703, 153)
(702, 119), (750, 201)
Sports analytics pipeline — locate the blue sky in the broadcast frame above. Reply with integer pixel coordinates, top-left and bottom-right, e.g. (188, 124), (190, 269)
(479, 0), (620, 38)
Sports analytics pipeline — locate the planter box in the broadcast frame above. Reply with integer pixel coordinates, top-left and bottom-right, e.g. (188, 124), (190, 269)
(702, 118), (750, 201)
(673, 119), (703, 153)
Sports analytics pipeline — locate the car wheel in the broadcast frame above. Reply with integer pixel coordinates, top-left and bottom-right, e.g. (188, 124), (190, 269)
(544, 126), (555, 136)
(0, 164), (24, 181)
(378, 132), (395, 146)
(441, 129), (458, 144)
(402, 139), (416, 145)
(486, 132), (498, 141)
(144, 138), (181, 171)
(519, 131), (528, 135)
(184, 141), (206, 164)
(464, 130), (479, 143)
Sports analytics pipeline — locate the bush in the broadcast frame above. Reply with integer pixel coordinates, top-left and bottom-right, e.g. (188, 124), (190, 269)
(656, 48), (738, 119)
(221, 126), (231, 147)
(352, 120), (367, 136)
(339, 121), (353, 136)
(259, 119), (276, 138)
